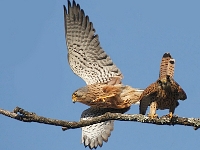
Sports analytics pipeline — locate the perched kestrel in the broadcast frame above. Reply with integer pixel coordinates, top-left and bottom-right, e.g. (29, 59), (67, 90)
(64, 0), (143, 149)
(139, 53), (187, 119)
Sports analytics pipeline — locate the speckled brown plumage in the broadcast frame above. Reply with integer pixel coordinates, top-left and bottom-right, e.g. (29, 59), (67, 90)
(139, 53), (187, 118)
(159, 53), (172, 78)
(73, 83), (143, 109)
(64, 1), (143, 149)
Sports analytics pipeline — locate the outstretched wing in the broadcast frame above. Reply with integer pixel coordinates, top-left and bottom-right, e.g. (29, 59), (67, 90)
(81, 107), (130, 149)
(159, 53), (172, 78)
(64, 0), (122, 85)
(81, 107), (114, 149)
(64, 1), (124, 148)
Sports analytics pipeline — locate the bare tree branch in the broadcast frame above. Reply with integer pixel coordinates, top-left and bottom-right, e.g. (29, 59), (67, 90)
(1, 106), (200, 131)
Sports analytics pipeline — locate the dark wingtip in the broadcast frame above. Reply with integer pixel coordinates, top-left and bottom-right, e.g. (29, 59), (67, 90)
(68, 0), (71, 7)
(176, 101), (179, 107)
(182, 92), (187, 100)
(163, 52), (171, 58)
(63, 5), (66, 12)
(139, 100), (146, 115)
(68, 0), (71, 13)
(72, 0), (76, 6)
(63, 1), (70, 15)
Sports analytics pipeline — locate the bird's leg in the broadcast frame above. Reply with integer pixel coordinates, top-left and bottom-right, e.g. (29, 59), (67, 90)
(92, 85), (121, 103)
(168, 112), (173, 119)
(112, 97), (131, 109)
(148, 113), (158, 119)
(122, 99), (131, 104)
(167, 102), (176, 119)
(92, 93), (115, 103)
(148, 102), (158, 119)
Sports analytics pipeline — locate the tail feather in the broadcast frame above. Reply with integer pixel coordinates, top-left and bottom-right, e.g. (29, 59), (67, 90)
(159, 52), (172, 78)
(167, 58), (175, 78)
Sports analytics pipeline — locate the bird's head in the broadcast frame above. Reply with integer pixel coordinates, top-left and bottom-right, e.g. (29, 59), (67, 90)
(72, 86), (89, 103)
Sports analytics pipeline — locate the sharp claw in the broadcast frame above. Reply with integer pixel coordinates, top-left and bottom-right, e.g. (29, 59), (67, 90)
(102, 98), (106, 102)
(148, 113), (158, 119)
(92, 97), (107, 103)
(122, 100), (128, 104)
(167, 112), (173, 119)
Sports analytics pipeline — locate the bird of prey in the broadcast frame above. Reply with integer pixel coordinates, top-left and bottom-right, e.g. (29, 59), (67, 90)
(72, 83), (143, 109)
(63, 0), (143, 149)
(139, 53), (187, 119)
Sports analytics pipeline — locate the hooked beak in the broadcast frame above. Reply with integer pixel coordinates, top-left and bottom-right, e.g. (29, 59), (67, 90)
(72, 94), (77, 103)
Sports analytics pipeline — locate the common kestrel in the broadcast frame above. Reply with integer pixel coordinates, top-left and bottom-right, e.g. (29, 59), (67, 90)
(139, 53), (187, 119)
(64, 0), (143, 149)
(72, 83), (143, 109)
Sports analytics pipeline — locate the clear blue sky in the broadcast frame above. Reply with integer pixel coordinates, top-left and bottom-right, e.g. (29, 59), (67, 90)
(1, 0), (200, 150)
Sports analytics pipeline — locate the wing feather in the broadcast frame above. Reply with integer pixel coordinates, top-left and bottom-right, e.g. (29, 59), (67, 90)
(81, 107), (114, 149)
(64, 1), (122, 85)
(81, 107), (129, 149)
(139, 82), (157, 115)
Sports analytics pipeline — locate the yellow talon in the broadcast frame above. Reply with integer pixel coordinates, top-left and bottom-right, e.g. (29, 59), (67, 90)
(101, 98), (106, 102)
(124, 100), (129, 104)
(148, 113), (158, 119)
(92, 97), (107, 103)
(168, 112), (173, 119)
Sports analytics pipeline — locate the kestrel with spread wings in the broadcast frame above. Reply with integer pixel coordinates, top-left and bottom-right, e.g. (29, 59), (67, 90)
(64, 0), (143, 149)
(139, 53), (187, 119)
